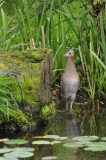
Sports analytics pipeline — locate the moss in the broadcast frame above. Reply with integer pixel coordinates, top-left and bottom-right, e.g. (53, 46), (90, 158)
(0, 49), (53, 129)
(0, 49), (52, 62)
(41, 101), (55, 120)
(0, 53), (43, 107)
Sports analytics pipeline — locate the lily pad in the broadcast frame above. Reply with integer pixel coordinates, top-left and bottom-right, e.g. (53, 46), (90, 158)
(86, 142), (106, 147)
(84, 146), (106, 151)
(56, 137), (68, 140)
(101, 137), (106, 141)
(43, 135), (60, 139)
(63, 143), (84, 148)
(0, 157), (18, 160)
(17, 152), (34, 158)
(84, 142), (106, 151)
(0, 139), (9, 142)
(12, 147), (35, 152)
(0, 148), (12, 154)
(42, 156), (57, 160)
(53, 141), (61, 144)
(32, 140), (51, 145)
(4, 151), (34, 158)
(72, 136), (99, 142)
(4, 139), (28, 145)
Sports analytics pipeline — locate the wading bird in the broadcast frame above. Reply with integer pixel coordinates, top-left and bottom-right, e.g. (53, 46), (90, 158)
(60, 49), (80, 112)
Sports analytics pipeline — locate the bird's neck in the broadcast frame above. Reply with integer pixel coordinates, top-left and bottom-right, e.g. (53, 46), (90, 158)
(66, 57), (76, 72)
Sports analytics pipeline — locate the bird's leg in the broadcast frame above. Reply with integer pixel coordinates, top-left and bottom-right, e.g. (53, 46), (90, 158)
(70, 101), (73, 112)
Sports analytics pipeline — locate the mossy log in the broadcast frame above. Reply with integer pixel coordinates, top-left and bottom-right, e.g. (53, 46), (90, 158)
(0, 49), (53, 112)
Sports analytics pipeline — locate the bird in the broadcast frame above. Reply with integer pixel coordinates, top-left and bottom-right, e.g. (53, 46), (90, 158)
(60, 49), (80, 112)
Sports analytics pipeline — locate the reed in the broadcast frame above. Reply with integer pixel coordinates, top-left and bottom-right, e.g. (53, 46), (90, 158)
(1, 8), (7, 49)
(0, 74), (28, 123)
(0, 74), (17, 119)
(0, 0), (105, 102)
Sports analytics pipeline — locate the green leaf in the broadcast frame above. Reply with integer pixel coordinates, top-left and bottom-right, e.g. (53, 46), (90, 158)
(4, 152), (34, 158)
(72, 136), (99, 142)
(86, 142), (106, 147)
(4, 139), (28, 145)
(56, 137), (68, 140)
(63, 143), (84, 148)
(91, 51), (106, 71)
(53, 141), (61, 144)
(1, 8), (7, 49)
(42, 156), (57, 160)
(12, 147), (35, 152)
(0, 138), (9, 142)
(43, 135), (60, 139)
(84, 142), (106, 151)
(23, 0), (32, 39)
(100, 11), (106, 64)
(101, 137), (106, 141)
(32, 140), (51, 145)
(84, 146), (106, 151)
(0, 157), (18, 160)
(0, 148), (12, 154)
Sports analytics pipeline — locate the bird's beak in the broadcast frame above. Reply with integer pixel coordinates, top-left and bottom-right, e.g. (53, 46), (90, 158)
(64, 52), (68, 57)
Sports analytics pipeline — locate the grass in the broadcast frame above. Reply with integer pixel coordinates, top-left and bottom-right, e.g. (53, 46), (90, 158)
(0, 0), (105, 105)
(0, 74), (28, 124)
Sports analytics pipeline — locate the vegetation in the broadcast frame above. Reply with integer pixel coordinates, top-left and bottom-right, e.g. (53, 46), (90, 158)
(0, 74), (28, 124)
(41, 101), (55, 120)
(0, 0), (106, 112)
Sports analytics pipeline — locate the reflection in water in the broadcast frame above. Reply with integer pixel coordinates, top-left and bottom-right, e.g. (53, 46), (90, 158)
(57, 111), (81, 138)
(0, 103), (105, 160)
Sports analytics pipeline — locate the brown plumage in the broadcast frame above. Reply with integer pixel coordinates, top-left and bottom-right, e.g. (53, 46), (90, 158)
(60, 49), (80, 112)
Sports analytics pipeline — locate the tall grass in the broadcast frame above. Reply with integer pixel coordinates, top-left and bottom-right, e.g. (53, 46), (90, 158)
(0, 74), (17, 119)
(53, 1), (106, 102)
(0, 0), (105, 103)
(0, 74), (28, 123)
(0, 8), (7, 49)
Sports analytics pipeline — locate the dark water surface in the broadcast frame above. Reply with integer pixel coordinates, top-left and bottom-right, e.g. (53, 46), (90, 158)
(0, 102), (106, 160)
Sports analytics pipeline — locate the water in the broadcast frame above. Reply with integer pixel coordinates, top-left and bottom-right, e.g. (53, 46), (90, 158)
(0, 101), (106, 160)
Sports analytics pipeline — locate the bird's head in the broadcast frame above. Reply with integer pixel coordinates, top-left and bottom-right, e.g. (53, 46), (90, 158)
(64, 49), (74, 58)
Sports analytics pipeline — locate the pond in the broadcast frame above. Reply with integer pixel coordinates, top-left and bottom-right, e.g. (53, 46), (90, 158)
(0, 98), (106, 160)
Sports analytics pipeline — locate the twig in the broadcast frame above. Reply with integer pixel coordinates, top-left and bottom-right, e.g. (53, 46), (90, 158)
(31, 38), (36, 49)
(55, 84), (60, 88)
(78, 45), (85, 73)
(21, 43), (24, 51)
(30, 39), (32, 49)
(30, 38), (36, 49)
(41, 26), (45, 48)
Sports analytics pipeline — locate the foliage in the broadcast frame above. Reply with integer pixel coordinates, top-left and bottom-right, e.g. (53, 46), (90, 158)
(0, 0), (106, 103)
(41, 101), (55, 120)
(0, 74), (28, 124)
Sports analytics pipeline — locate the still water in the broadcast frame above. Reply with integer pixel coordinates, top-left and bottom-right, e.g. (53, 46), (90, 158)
(0, 101), (106, 160)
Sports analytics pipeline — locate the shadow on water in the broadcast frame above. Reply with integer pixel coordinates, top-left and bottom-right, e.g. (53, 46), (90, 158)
(0, 98), (106, 160)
